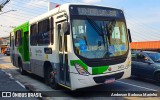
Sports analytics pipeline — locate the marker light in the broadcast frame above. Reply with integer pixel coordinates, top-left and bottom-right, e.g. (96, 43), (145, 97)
(55, 4), (60, 8)
(74, 63), (89, 76)
(108, 67), (112, 71)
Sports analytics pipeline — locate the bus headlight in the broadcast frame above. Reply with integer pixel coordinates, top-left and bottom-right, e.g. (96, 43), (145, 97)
(74, 63), (89, 76)
(125, 60), (131, 69)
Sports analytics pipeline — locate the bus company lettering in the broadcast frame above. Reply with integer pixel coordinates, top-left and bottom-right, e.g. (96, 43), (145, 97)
(35, 50), (42, 53)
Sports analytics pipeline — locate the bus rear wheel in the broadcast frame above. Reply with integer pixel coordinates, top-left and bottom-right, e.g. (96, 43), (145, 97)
(44, 66), (59, 89)
(18, 59), (27, 75)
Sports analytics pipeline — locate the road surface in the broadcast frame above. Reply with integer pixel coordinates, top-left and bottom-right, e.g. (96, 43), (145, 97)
(0, 54), (160, 100)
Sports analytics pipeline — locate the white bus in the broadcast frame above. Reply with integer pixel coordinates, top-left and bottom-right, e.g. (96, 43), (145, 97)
(10, 3), (132, 90)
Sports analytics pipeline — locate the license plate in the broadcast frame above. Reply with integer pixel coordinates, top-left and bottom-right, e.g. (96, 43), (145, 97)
(104, 78), (115, 84)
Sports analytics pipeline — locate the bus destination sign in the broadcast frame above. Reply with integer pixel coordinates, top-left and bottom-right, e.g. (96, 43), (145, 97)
(78, 8), (117, 17)
(70, 5), (124, 18)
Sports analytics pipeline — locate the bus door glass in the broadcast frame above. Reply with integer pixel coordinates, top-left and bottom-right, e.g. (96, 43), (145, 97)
(10, 33), (15, 65)
(57, 22), (70, 86)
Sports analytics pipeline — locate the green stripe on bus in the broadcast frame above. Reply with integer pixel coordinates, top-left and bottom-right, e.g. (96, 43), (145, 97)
(92, 66), (109, 75)
(70, 60), (88, 71)
(70, 60), (109, 74)
(14, 22), (30, 62)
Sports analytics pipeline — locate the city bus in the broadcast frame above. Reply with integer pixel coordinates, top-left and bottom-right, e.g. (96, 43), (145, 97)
(10, 3), (132, 90)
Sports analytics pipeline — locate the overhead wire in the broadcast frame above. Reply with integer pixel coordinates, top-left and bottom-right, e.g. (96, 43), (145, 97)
(127, 22), (160, 41)
(126, 14), (160, 34)
(5, 3), (46, 15)
(3, 0), (47, 15)
(0, 14), (29, 21)
(0, 25), (16, 28)
(126, 18), (160, 41)
(0, 0), (71, 21)
(127, 21), (160, 39)
(13, 0), (47, 10)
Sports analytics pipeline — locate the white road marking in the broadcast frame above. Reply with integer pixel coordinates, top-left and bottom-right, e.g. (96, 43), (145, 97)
(2, 70), (14, 79)
(1, 69), (26, 89)
(7, 73), (14, 79)
(16, 81), (26, 89)
(117, 81), (158, 91)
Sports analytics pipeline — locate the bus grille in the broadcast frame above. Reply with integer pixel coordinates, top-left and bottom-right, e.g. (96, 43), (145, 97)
(93, 72), (124, 83)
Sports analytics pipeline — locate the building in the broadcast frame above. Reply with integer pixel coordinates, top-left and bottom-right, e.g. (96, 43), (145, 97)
(130, 41), (160, 52)
(0, 36), (10, 53)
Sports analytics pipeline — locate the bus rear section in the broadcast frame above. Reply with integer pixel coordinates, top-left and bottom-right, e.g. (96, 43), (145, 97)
(10, 22), (30, 74)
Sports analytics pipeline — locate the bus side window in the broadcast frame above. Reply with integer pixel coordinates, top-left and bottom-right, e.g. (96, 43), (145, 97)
(30, 24), (38, 46)
(24, 32), (29, 50)
(15, 30), (22, 47)
(50, 17), (54, 45)
(38, 18), (50, 45)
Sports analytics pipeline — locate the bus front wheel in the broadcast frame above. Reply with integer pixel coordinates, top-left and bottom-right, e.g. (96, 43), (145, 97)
(44, 66), (59, 89)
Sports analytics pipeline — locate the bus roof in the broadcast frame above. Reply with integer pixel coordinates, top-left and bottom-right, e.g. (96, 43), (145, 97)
(13, 22), (29, 32)
(29, 3), (123, 24)
(12, 3), (124, 32)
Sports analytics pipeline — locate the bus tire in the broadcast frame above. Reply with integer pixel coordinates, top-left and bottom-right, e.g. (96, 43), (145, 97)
(155, 72), (160, 82)
(18, 58), (27, 75)
(44, 66), (59, 89)
(50, 74), (59, 89)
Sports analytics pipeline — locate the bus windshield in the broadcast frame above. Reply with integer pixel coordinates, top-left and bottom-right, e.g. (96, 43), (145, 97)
(71, 18), (128, 59)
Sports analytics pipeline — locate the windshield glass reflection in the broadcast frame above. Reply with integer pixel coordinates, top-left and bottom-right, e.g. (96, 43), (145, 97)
(72, 19), (128, 59)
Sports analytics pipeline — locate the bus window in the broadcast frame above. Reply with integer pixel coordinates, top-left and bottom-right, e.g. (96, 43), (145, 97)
(50, 17), (54, 45)
(38, 18), (50, 45)
(58, 24), (62, 52)
(30, 24), (38, 46)
(15, 30), (22, 46)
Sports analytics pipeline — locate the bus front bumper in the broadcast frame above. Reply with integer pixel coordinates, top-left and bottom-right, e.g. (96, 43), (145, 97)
(70, 67), (131, 90)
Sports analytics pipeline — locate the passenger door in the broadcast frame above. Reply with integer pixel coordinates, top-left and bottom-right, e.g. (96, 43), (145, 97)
(57, 22), (70, 86)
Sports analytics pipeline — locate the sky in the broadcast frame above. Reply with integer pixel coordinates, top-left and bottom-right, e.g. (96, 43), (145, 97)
(0, 0), (160, 42)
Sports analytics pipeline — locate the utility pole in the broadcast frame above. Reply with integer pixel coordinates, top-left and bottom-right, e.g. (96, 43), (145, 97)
(0, 0), (10, 12)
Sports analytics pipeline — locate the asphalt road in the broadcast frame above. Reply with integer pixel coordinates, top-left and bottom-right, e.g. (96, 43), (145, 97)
(0, 54), (38, 100)
(0, 69), (26, 91)
(0, 54), (160, 100)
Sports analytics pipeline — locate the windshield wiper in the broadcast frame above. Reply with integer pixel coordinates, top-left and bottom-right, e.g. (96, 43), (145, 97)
(86, 16), (106, 47)
(86, 16), (104, 36)
(86, 17), (110, 58)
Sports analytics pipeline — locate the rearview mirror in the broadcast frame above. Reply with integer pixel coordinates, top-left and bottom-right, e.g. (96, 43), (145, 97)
(62, 22), (70, 35)
(128, 29), (132, 43)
